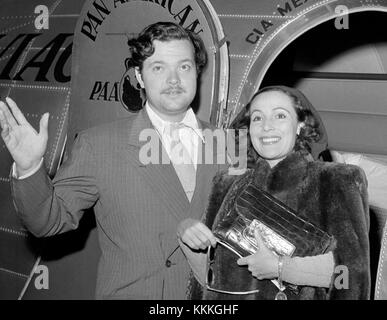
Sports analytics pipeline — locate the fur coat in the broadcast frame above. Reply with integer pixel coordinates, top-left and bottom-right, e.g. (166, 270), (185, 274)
(189, 150), (370, 300)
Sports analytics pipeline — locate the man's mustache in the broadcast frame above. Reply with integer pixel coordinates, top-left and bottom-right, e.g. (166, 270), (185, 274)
(162, 86), (185, 94)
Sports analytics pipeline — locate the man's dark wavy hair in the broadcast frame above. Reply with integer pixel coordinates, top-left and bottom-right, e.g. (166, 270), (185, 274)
(125, 21), (207, 75)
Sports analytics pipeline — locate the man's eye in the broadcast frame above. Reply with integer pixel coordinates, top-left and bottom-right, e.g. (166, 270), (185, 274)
(152, 65), (163, 72)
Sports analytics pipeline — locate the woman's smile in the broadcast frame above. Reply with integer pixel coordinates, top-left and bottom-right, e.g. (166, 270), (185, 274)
(259, 136), (281, 145)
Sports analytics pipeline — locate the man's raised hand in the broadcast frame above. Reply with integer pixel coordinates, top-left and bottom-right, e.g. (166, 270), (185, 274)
(0, 97), (49, 176)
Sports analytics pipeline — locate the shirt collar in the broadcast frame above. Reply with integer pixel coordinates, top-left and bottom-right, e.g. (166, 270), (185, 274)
(145, 101), (204, 142)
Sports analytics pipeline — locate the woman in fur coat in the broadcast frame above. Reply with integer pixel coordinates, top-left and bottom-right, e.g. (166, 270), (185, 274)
(177, 86), (370, 300)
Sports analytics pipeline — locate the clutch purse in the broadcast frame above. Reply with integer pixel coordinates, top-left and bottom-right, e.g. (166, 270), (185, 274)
(213, 181), (334, 258)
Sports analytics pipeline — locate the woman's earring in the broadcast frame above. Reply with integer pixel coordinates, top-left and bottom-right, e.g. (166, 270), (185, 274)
(297, 123), (304, 135)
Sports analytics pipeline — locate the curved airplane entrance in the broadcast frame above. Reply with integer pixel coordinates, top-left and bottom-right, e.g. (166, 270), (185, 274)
(214, 1), (387, 135)
(249, 5), (387, 99)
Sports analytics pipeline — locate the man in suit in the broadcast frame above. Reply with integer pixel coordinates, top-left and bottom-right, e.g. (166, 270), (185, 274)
(0, 22), (220, 299)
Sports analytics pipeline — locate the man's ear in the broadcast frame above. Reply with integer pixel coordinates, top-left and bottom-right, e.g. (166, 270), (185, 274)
(135, 67), (145, 89)
(297, 122), (305, 135)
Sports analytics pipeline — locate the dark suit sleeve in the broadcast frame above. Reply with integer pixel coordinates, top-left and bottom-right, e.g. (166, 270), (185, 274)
(11, 132), (99, 237)
(324, 164), (370, 299)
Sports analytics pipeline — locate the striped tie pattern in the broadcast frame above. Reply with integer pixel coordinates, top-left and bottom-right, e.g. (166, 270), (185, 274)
(168, 123), (196, 202)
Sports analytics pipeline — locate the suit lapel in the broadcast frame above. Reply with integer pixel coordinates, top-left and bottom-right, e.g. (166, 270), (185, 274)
(125, 109), (190, 221)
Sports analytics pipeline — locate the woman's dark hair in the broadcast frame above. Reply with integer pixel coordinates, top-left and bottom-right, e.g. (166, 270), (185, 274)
(231, 86), (323, 165)
(125, 21), (207, 75)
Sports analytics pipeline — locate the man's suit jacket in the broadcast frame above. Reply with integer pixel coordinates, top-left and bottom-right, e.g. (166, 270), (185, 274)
(11, 109), (223, 299)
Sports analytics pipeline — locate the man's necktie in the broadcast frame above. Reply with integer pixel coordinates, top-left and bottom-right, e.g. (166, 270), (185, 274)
(168, 123), (196, 202)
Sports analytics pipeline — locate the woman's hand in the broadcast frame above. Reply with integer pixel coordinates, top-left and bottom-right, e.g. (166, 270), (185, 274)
(237, 230), (279, 280)
(177, 218), (217, 250)
(0, 97), (49, 176)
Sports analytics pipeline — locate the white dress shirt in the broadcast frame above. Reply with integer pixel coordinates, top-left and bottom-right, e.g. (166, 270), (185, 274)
(145, 102), (203, 169)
